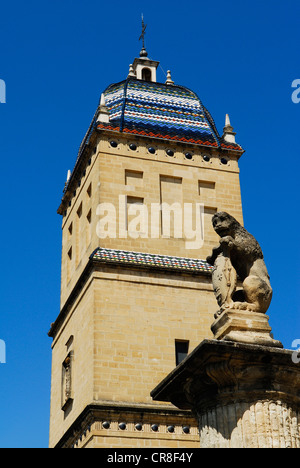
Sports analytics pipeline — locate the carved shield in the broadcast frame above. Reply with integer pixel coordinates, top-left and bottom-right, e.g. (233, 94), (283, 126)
(211, 253), (237, 309)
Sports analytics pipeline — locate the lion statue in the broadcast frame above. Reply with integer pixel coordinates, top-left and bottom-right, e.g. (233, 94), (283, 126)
(206, 212), (272, 315)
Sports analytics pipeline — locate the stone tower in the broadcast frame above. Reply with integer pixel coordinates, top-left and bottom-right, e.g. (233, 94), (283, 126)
(48, 44), (244, 448)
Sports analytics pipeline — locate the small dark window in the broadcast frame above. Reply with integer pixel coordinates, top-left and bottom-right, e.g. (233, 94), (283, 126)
(87, 209), (92, 224)
(175, 340), (189, 365)
(68, 247), (72, 260)
(203, 155), (210, 162)
(166, 149), (174, 157)
(77, 203), (82, 218)
(185, 152), (193, 160)
(129, 143), (137, 151)
(142, 68), (152, 81)
(110, 140), (118, 148)
(221, 157), (228, 165)
(148, 146), (156, 154)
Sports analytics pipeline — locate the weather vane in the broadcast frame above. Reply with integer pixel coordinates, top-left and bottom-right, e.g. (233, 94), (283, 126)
(139, 14), (147, 50)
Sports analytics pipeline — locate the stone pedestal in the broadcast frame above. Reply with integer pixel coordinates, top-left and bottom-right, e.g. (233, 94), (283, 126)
(211, 308), (283, 348)
(151, 340), (300, 448)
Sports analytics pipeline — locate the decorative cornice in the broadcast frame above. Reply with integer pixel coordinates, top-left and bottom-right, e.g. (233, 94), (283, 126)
(151, 339), (300, 411)
(53, 402), (198, 448)
(48, 249), (212, 339)
(91, 248), (213, 275)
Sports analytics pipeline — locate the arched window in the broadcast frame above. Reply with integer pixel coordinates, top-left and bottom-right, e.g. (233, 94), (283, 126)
(142, 68), (152, 81)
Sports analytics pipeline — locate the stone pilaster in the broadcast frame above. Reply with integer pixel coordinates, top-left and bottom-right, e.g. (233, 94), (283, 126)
(151, 340), (300, 448)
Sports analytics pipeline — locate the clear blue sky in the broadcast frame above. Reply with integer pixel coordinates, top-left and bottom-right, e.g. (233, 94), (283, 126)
(0, 0), (299, 448)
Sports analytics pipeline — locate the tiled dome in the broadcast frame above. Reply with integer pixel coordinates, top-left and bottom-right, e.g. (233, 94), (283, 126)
(74, 56), (243, 171)
(100, 78), (221, 148)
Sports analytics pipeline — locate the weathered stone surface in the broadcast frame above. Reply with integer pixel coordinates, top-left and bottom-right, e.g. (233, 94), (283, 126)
(151, 340), (300, 448)
(206, 212), (283, 347)
(207, 212), (273, 315)
(211, 308), (283, 348)
(198, 400), (300, 448)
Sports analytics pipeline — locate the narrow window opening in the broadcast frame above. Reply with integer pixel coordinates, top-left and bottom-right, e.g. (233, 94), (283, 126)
(68, 222), (73, 241)
(77, 203), (82, 218)
(87, 209), (92, 224)
(67, 247), (72, 283)
(76, 203), (83, 266)
(86, 209), (92, 248)
(142, 68), (152, 81)
(175, 340), (189, 366)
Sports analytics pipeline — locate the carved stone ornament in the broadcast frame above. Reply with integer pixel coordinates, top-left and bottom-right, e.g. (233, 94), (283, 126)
(207, 212), (282, 347)
(151, 340), (300, 448)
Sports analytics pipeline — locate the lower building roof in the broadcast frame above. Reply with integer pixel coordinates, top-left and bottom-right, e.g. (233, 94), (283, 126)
(91, 247), (213, 274)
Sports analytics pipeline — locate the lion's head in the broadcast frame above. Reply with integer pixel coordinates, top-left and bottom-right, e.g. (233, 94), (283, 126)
(211, 212), (240, 237)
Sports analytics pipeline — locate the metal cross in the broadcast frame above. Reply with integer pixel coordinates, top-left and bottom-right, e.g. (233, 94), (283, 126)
(139, 14), (147, 49)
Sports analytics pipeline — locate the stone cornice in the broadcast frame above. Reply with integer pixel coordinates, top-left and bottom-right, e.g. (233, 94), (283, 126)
(48, 249), (212, 339)
(53, 401), (197, 448)
(151, 339), (300, 411)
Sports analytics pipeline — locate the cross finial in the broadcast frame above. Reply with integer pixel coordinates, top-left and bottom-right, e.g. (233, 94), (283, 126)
(139, 14), (147, 49)
(139, 14), (148, 57)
